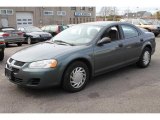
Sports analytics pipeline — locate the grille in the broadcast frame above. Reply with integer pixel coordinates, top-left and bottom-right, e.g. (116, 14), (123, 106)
(12, 67), (19, 73)
(14, 61), (25, 67)
(12, 77), (23, 83)
(8, 58), (25, 67)
(29, 78), (40, 85)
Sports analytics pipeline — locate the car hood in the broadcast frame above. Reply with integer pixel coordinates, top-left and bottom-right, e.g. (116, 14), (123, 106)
(11, 42), (83, 62)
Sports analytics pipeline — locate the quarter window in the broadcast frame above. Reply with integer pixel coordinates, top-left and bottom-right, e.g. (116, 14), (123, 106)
(121, 25), (139, 39)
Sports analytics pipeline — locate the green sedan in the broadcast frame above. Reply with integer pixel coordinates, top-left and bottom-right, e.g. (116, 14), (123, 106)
(5, 21), (156, 92)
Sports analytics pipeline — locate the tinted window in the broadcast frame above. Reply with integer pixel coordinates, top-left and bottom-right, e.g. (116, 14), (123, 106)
(121, 25), (139, 39)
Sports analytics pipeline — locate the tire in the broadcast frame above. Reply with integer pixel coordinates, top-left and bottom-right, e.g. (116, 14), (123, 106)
(137, 47), (151, 68)
(62, 61), (89, 92)
(27, 37), (32, 45)
(154, 33), (159, 37)
(5, 42), (9, 47)
(0, 50), (4, 61)
(17, 42), (22, 46)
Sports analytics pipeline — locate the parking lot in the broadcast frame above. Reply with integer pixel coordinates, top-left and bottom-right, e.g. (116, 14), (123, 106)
(0, 37), (160, 113)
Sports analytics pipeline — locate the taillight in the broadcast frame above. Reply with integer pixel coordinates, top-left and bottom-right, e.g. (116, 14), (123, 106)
(2, 33), (9, 37)
(56, 26), (60, 34)
(0, 41), (5, 44)
(17, 32), (23, 36)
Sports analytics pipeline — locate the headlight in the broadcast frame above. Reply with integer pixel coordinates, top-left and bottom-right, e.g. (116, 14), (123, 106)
(29, 59), (58, 68)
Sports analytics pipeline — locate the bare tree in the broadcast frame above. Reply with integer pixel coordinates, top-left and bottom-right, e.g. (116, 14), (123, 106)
(99, 7), (118, 20)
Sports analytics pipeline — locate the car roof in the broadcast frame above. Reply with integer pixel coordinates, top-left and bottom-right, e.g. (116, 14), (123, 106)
(80, 21), (135, 28)
(81, 21), (119, 26)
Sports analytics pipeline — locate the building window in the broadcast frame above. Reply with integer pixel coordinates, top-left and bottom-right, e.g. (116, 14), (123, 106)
(80, 7), (85, 10)
(69, 18), (72, 24)
(80, 18), (82, 23)
(0, 9), (13, 15)
(77, 18), (79, 23)
(83, 18), (85, 23)
(86, 18), (88, 22)
(89, 7), (93, 11)
(73, 18), (75, 24)
(90, 18), (92, 22)
(28, 22), (32, 24)
(44, 11), (54, 16)
(71, 7), (76, 10)
(17, 19), (21, 21)
(57, 11), (66, 16)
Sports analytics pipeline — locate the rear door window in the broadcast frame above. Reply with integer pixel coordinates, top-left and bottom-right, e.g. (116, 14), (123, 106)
(121, 25), (139, 39)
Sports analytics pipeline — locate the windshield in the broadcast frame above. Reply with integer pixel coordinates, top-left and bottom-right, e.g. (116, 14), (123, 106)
(1, 28), (15, 31)
(139, 19), (151, 25)
(25, 26), (42, 32)
(51, 25), (102, 45)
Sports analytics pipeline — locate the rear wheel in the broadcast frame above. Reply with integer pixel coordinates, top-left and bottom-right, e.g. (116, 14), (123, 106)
(137, 47), (151, 68)
(5, 42), (9, 47)
(0, 50), (4, 61)
(27, 37), (32, 45)
(62, 61), (89, 92)
(17, 42), (22, 46)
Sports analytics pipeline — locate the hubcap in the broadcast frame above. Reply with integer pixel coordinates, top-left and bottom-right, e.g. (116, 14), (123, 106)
(143, 51), (150, 65)
(70, 67), (86, 88)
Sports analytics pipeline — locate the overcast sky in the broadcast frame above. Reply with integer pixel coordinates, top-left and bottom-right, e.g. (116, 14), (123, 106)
(96, 7), (160, 15)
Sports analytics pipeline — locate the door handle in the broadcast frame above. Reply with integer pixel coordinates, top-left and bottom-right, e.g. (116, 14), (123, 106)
(118, 43), (123, 47)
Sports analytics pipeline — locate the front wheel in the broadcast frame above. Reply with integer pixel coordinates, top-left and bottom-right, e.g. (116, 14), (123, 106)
(154, 33), (159, 37)
(0, 51), (4, 61)
(62, 61), (89, 92)
(137, 47), (151, 68)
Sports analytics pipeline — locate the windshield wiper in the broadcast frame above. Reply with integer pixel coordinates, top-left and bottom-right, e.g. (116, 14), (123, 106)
(54, 40), (75, 46)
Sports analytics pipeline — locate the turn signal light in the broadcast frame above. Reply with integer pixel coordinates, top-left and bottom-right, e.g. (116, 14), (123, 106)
(49, 59), (58, 68)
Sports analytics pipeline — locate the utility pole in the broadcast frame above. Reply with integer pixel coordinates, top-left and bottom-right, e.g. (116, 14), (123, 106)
(136, 7), (139, 19)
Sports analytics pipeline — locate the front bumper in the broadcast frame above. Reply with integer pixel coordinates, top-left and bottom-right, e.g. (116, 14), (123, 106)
(5, 62), (61, 88)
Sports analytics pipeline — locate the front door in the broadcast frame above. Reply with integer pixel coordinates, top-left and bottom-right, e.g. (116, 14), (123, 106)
(94, 25), (126, 75)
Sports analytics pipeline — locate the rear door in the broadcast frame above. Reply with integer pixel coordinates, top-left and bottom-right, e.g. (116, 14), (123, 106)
(120, 24), (142, 63)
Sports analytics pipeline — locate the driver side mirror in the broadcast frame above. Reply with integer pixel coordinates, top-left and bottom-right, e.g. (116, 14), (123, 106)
(97, 37), (111, 46)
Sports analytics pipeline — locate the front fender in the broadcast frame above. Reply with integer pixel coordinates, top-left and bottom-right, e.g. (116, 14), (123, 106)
(56, 50), (94, 83)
